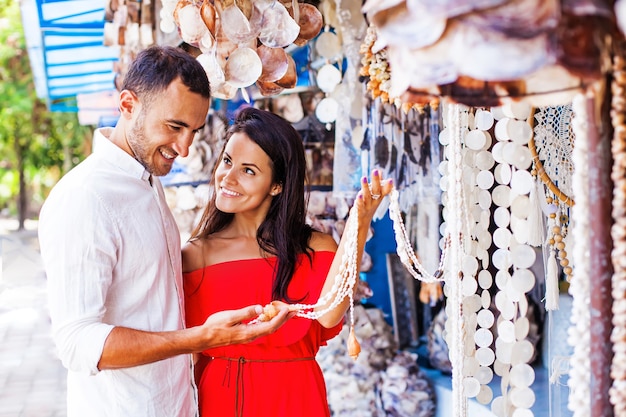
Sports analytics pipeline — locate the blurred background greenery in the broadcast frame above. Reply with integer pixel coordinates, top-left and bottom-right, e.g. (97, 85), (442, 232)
(0, 0), (93, 229)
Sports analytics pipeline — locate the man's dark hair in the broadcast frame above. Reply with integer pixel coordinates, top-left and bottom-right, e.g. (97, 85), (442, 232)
(121, 45), (210, 104)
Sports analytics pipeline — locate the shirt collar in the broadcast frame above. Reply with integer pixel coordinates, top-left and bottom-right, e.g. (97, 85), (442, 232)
(93, 127), (152, 184)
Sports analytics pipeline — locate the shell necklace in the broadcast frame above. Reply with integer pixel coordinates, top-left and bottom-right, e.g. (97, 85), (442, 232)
(251, 203), (362, 359)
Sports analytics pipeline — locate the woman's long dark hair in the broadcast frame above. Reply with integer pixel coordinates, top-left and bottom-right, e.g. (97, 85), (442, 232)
(190, 107), (314, 302)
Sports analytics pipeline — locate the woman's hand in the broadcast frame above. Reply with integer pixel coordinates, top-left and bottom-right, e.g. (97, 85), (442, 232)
(354, 169), (394, 226)
(198, 304), (292, 348)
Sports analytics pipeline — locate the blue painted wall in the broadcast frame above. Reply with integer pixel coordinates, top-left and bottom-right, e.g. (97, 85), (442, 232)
(362, 211), (396, 326)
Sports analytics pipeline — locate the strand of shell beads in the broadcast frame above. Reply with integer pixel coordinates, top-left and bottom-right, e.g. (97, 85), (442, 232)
(388, 188), (449, 283)
(251, 201), (362, 358)
(545, 196), (573, 281)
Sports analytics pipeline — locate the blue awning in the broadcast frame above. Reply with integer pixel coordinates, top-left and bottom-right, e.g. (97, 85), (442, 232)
(21, 0), (119, 113)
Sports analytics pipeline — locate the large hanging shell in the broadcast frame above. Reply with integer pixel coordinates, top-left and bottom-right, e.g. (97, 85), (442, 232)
(316, 63), (342, 93)
(256, 79), (285, 96)
(617, 0), (626, 35)
(450, 19), (554, 81)
(441, 76), (527, 107)
(386, 45), (434, 96)
(315, 30), (342, 61)
(294, 3), (324, 46)
(315, 97), (339, 124)
(257, 44), (289, 82)
(200, 0), (217, 35)
(413, 0), (510, 19)
(274, 53), (297, 88)
(555, 13), (607, 79)
(196, 52), (226, 88)
(214, 24), (239, 67)
(522, 64), (582, 107)
(386, 28), (457, 94)
(365, 1), (447, 50)
(237, 0), (254, 19)
(462, 0), (560, 39)
(561, 0), (614, 18)
(212, 81), (238, 100)
(174, 1), (209, 45)
(224, 46), (263, 88)
(220, 2), (260, 45)
(252, 0), (300, 48)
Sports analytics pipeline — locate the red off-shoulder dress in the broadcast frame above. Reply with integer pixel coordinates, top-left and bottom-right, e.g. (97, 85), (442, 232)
(183, 251), (343, 417)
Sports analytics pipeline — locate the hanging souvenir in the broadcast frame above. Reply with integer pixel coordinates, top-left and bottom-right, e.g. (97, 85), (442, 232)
(566, 94), (592, 417)
(610, 45), (626, 417)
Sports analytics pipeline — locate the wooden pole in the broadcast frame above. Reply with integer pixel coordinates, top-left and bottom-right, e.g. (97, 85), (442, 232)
(586, 84), (615, 417)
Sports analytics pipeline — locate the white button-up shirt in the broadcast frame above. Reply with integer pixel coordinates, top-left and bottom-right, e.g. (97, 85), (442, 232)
(39, 128), (196, 417)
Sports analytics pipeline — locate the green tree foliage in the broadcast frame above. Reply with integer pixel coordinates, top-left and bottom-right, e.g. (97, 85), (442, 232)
(0, 0), (92, 228)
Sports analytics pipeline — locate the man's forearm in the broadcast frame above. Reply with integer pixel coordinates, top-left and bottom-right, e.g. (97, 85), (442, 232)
(97, 326), (202, 370)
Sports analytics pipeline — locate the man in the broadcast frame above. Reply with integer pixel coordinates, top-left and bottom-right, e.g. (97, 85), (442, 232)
(38, 45), (289, 417)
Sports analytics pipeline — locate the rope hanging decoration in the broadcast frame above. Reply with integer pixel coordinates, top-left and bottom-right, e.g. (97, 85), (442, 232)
(528, 115), (575, 208)
(529, 105), (576, 310)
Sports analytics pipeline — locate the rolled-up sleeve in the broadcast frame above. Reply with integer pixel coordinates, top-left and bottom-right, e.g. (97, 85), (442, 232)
(39, 180), (117, 375)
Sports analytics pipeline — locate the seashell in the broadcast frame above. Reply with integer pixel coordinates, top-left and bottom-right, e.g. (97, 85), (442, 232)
(616, 0), (626, 36)
(555, 13), (606, 80)
(256, 79), (285, 96)
(200, 0), (217, 35)
(451, 19), (553, 82)
(274, 53), (297, 88)
(173, 0), (191, 25)
(388, 40), (457, 94)
(316, 63), (342, 93)
(197, 52), (225, 87)
(315, 30), (342, 61)
(562, 0), (614, 18)
(212, 81), (238, 100)
(175, 1), (209, 45)
(415, 0), (510, 19)
(294, 2), (324, 45)
(361, 0), (405, 17)
(256, 44), (289, 82)
(315, 97), (339, 124)
(462, 0), (560, 39)
(254, 0), (301, 48)
(366, 1), (447, 50)
(257, 300), (298, 321)
(347, 326), (361, 360)
(237, 0), (254, 19)
(220, 2), (259, 45)
(224, 47), (263, 88)
(272, 93), (304, 122)
(214, 24), (239, 66)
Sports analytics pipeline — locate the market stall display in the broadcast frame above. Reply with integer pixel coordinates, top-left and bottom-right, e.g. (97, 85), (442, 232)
(159, 0), (323, 99)
(54, 1), (626, 416)
(317, 305), (436, 417)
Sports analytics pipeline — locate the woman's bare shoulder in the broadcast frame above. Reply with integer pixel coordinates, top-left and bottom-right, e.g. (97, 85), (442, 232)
(182, 239), (206, 273)
(308, 230), (338, 252)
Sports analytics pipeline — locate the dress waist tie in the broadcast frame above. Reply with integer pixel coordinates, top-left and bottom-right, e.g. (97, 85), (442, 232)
(210, 355), (316, 417)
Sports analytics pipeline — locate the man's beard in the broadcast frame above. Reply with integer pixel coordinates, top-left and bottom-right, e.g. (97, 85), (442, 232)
(126, 112), (173, 177)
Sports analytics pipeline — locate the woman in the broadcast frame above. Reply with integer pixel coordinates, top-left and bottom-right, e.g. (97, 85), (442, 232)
(182, 107), (392, 416)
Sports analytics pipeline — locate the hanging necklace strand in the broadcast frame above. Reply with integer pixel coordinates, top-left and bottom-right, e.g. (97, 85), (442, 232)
(388, 188), (450, 283)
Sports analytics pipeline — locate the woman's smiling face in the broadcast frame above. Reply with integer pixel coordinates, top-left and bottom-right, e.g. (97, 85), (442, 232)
(214, 132), (282, 215)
